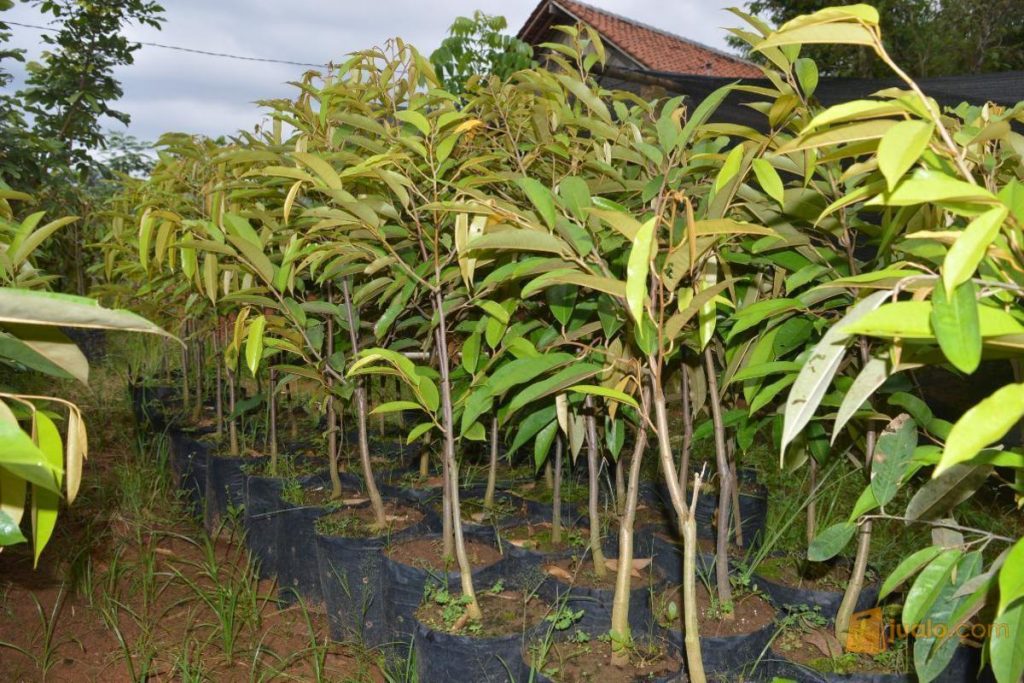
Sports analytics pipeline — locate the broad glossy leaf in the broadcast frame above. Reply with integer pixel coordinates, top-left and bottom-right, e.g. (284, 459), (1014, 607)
(931, 280), (981, 374)
(991, 600), (1024, 683)
(468, 230), (569, 255)
(998, 538), (1024, 616)
(937, 382), (1024, 475)
(879, 120), (933, 190)
(781, 290), (889, 460)
(0, 289), (171, 339)
(903, 550), (962, 629)
(880, 546), (943, 599)
(0, 508), (26, 546)
(907, 464), (991, 520)
(870, 414), (917, 508)
(245, 315), (266, 377)
(807, 521), (857, 562)
(752, 158), (785, 205)
(626, 217), (656, 324)
(832, 354), (889, 440)
(842, 301), (1024, 339)
(518, 178), (557, 229)
(943, 206), (1008, 294)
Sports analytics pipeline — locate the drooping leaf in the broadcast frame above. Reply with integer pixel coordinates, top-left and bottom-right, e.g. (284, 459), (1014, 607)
(936, 382), (1024, 475)
(930, 280), (981, 374)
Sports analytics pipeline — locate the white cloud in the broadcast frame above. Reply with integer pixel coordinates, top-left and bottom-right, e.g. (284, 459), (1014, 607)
(2, 0), (743, 142)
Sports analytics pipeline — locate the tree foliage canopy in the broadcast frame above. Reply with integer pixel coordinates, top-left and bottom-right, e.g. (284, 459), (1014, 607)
(730, 0), (1024, 77)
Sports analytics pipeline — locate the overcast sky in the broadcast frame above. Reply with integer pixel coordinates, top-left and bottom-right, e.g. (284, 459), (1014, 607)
(4, 1), (744, 143)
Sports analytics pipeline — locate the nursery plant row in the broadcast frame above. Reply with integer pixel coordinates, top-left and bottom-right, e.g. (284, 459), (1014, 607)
(2, 5), (1017, 683)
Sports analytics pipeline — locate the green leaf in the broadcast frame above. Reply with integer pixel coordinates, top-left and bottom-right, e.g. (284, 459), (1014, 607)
(395, 110), (431, 136)
(943, 206), (1008, 294)
(406, 422), (433, 444)
(0, 508), (26, 546)
(848, 485), (880, 521)
(245, 315), (266, 377)
(990, 600), (1024, 683)
(625, 217), (656, 324)
(0, 289), (172, 339)
(758, 21), (877, 51)
(870, 414), (918, 508)
(906, 464), (992, 521)
(534, 420), (559, 471)
(937, 382), (1024, 475)
(506, 363), (601, 417)
(468, 230), (569, 255)
(903, 550), (962, 629)
(841, 301), (1024, 339)
(807, 521), (857, 562)
(462, 332), (481, 374)
(832, 354), (889, 440)
(878, 120), (933, 190)
(781, 290), (889, 460)
(872, 168), (997, 207)
(558, 177), (591, 222)
(879, 546), (944, 599)
(794, 58), (818, 96)
(931, 280), (981, 374)
(371, 401), (422, 415)
(998, 538), (1024, 616)
(715, 144), (745, 192)
(752, 158), (785, 205)
(568, 384), (638, 410)
(0, 420), (61, 493)
(518, 178), (557, 229)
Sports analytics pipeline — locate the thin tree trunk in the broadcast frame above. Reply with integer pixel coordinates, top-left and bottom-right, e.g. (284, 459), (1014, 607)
(342, 279), (386, 527)
(704, 346), (733, 610)
(836, 428), (876, 641)
(552, 435), (563, 545)
(807, 456), (817, 546)
(544, 460), (553, 490)
(435, 294), (479, 619)
(610, 409), (649, 666)
(227, 369), (239, 458)
(729, 456), (744, 548)
(419, 448), (430, 478)
(678, 363), (693, 501)
(584, 396), (607, 578)
(325, 286), (343, 499)
(484, 416), (498, 509)
(268, 366), (278, 461)
(215, 332), (224, 441)
(615, 455), (626, 516)
(650, 368), (705, 683)
(181, 323), (191, 415)
(193, 333), (204, 420)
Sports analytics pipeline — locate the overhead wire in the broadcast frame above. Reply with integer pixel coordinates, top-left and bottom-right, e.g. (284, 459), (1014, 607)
(3, 20), (328, 68)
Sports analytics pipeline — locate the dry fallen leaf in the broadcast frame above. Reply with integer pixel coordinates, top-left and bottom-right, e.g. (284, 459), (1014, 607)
(341, 497), (369, 506)
(506, 538), (535, 549)
(604, 557), (652, 578)
(805, 628), (844, 659)
(544, 564), (574, 581)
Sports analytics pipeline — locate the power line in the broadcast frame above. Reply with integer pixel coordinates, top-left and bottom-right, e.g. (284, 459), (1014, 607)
(4, 20), (327, 68)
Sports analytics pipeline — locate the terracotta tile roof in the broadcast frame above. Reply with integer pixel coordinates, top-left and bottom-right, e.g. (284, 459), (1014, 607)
(518, 0), (761, 78)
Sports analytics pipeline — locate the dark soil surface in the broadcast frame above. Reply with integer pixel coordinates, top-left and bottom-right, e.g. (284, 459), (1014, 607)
(656, 584), (776, 638)
(756, 556), (878, 592)
(532, 638), (683, 682)
(504, 523), (589, 554)
(543, 555), (659, 591)
(386, 536), (503, 572)
(316, 500), (424, 537)
(415, 588), (550, 638)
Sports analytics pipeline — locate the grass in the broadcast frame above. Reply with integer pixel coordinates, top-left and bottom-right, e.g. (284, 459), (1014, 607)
(0, 344), (387, 681)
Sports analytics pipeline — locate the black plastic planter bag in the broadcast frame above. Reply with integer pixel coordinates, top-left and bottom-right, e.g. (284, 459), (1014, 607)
(380, 532), (508, 646)
(751, 557), (879, 621)
(169, 430), (209, 517)
(276, 503), (330, 605)
(662, 618), (776, 677)
(315, 517), (430, 647)
(644, 527), (725, 586)
(243, 474), (287, 579)
(414, 616), (545, 683)
(535, 549), (663, 637)
(242, 469), (328, 580)
(693, 484), (768, 550)
(205, 454), (267, 532)
(752, 642), (993, 683)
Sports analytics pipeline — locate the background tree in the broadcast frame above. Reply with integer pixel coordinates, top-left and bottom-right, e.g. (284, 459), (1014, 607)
(729, 0), (1024, 77)
(0, 0), (164, 293)
(429, 11), (534, 94)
